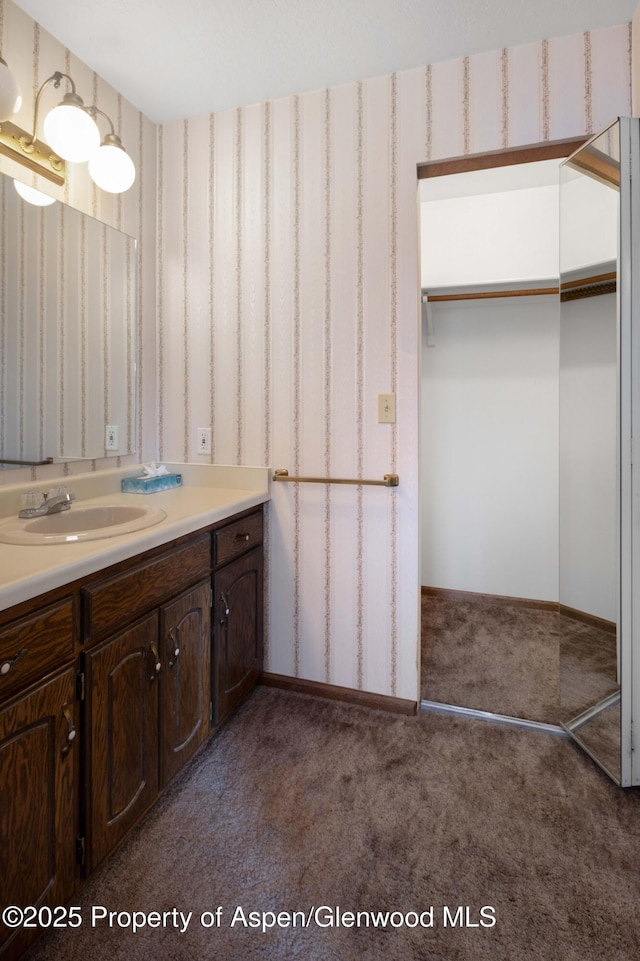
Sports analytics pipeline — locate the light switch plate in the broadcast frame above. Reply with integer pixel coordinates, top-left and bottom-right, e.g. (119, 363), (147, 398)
(378, 393), (396, 424)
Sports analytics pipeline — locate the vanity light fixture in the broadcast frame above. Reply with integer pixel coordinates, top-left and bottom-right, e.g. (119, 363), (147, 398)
(13, 179), (56, 206)
(41, 74), (100, 163)
(86, 106), (136, 193)
(0, 70), (135, 199)
(0, 55), (21, 120)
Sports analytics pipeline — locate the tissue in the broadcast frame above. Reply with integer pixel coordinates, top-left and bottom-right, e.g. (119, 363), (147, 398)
(121, 465), (183, 494)
(141, 463), (169, 477)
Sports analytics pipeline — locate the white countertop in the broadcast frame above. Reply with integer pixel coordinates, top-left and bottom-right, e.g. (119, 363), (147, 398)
(0, 464), (270, 612)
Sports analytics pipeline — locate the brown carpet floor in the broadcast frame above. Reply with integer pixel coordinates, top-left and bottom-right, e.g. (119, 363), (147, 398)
(24, 686), (640, 961)
(421, 593), (618, 725)
(570, 700), (621, 781)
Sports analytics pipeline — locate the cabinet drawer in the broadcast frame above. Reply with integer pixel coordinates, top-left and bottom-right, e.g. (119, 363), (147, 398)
(214, 511), (263, 567)
(83, 534), (210, 642)
(0, 599), (76, 700)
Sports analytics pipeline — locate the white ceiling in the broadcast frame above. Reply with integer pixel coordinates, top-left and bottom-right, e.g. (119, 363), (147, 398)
(11, 0), (639, 123)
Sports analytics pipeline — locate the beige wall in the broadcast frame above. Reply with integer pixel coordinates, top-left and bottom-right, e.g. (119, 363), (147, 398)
(0, 0), (633, 700)
(633, 4), (640, 111)
(158, 25), (631, 700)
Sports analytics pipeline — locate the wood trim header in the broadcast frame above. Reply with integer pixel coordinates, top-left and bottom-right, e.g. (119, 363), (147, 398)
(564, 146), (620, 190)
(418, 137), (587, 179)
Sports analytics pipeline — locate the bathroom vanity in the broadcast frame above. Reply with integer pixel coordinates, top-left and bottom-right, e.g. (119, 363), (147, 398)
(0, 465), (268, 961)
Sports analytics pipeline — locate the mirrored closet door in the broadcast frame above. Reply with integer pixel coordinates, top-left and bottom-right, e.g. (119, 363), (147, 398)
(559, 118), (640, 786)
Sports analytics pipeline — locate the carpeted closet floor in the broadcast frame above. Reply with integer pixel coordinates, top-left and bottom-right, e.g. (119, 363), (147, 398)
(420, 591), (618, 725)
(24, 685), (640, 961)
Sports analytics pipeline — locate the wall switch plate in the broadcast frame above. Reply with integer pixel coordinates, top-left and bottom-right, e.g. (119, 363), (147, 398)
(105, 425), (119, 450)
(378, 393), (396, 424)
(197, 427), (211, 455)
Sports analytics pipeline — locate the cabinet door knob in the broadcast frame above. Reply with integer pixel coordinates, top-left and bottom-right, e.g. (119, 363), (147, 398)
(61, 703), (76, 756)
(168, 629), (180, 668)
(219, 592), (230, 624)
(0, 648), (27, 677)
(234, 532), (250, 542)
(150, 641), (162, 679)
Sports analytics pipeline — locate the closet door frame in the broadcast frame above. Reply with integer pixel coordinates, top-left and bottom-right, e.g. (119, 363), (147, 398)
(416, 135), (585, 711)
(619, 116), (640, 786)
(418, 122), (640, 787)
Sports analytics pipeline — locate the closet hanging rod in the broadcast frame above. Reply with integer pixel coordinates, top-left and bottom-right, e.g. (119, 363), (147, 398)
(273, 469), (399, 488)
(426, 286), (559, 303)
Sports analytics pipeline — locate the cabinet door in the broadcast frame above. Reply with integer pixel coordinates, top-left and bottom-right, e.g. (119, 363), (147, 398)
(0, 668), (78, 961)
(84, 613), (159, 873)
(160, 581), (211, 786)
(214, 547), (263, 724)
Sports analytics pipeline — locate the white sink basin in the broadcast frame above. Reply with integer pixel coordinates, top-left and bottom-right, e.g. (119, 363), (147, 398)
(0, 504), (167, 545)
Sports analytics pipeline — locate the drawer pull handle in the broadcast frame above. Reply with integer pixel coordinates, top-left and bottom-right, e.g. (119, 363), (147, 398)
(234, 533), (250, 542)
(0, 648), (27, 677)
(168, 629), (180, 668)
(150, 641), (162, 680)
(61, 703), (76, 756)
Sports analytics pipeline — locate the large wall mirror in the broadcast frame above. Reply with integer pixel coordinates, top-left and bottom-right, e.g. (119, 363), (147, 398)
(559, 118), (640, 786)
(0, 172), (137, 469)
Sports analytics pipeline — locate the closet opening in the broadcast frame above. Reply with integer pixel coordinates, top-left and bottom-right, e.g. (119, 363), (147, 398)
(417, 139), (617, 732)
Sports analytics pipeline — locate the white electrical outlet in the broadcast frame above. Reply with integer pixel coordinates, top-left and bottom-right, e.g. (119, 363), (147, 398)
(378, 393), (396, 424)
(105, 424), (119, 450)
(197, 427), (211, 455)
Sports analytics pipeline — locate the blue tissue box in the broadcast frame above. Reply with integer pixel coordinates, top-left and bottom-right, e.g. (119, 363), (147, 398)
(121, 473), (183, 494)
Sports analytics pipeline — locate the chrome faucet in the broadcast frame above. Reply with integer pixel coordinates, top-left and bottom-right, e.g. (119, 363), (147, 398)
(19, 489), (76, 519)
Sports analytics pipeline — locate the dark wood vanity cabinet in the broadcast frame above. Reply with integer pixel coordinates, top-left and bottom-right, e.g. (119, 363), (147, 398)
(159, 580), (211, 785)
(212, 509), (264, 724)
(214, 548), (263, 724)
(84, 579), (212, 873)
(84, 612), (160, 873)
(0, 667), (79, 961)
(0, 503), (263, 960)
(0, 596), (79, 961)
(81, 534), (213, 871)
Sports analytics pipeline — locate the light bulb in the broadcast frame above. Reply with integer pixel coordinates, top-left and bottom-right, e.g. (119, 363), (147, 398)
(13, 180), (56, 206)
(0, 57), (21, 121)
(43, 95), (100, 163)
(88, 138), (136, 193)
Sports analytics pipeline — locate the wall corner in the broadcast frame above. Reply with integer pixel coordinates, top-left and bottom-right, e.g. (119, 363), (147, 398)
(632, 7), (640, 114)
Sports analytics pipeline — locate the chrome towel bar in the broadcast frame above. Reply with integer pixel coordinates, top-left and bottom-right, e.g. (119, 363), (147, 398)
(273, 469), (399, 488)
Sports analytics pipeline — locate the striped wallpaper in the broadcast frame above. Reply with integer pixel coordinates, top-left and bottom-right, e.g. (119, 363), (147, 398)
(0, 0), (633, 700)
(158, 23), (631, 700)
